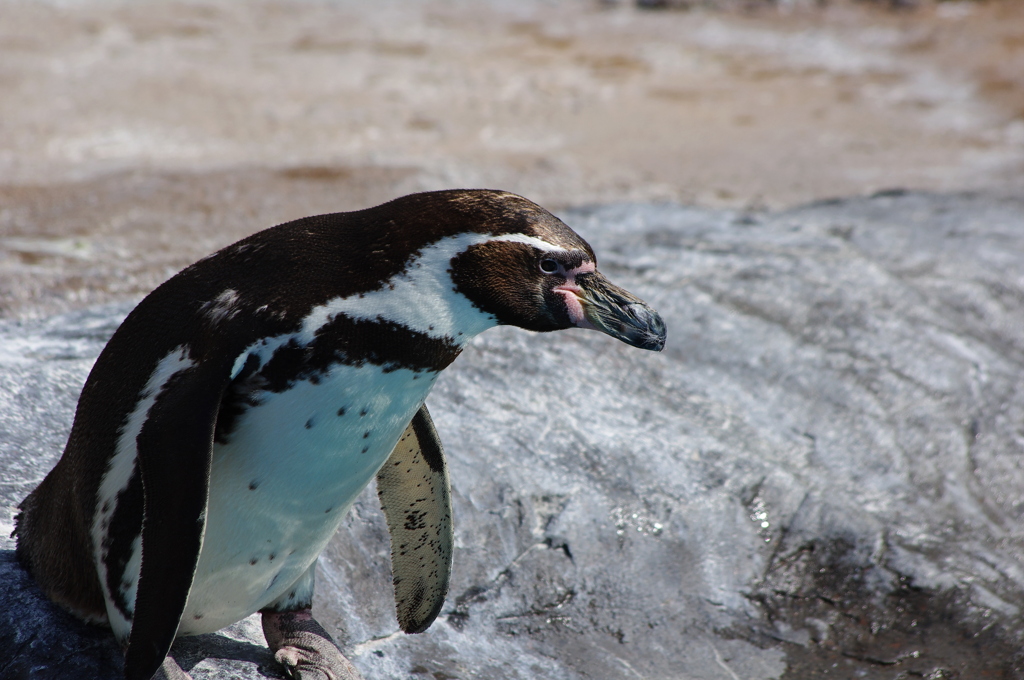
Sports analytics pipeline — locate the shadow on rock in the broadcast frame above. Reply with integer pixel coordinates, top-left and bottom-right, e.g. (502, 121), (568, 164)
(741, 537), (1024, 679)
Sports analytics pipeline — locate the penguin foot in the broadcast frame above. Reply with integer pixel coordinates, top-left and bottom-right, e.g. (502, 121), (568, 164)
(153, 656), (192, 680)
(262, 610), (364, 680)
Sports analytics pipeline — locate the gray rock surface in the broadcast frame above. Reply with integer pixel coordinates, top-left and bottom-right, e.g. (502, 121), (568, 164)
(3, 191), (1024, 678)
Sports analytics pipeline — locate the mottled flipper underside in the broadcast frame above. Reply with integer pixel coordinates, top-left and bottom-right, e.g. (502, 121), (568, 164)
(376, 405), (453, 634)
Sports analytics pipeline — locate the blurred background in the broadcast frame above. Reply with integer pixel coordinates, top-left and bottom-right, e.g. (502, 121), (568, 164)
(1, 0), (1022, 318)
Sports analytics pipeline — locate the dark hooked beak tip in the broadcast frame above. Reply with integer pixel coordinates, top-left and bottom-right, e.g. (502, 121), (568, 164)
(621, 303), (667, 351)
(572, 271), (667, 351)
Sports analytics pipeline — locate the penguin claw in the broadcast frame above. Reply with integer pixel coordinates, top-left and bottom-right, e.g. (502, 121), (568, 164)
(263, 610), (364, 680)
(274, 645), (362, 680)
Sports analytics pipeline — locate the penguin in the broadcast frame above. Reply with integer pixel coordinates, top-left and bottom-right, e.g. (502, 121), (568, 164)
(14, 189), (666, 680)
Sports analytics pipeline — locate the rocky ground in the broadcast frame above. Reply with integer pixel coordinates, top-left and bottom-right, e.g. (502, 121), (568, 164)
(2, 0), (1024, 678)
(5, 192), (1024, 679)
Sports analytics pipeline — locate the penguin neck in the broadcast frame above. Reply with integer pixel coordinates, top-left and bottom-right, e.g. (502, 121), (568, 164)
(299, 233), (507, 348)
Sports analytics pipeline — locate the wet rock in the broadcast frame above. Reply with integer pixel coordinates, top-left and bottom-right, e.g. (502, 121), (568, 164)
(2, 192), (1023, 678)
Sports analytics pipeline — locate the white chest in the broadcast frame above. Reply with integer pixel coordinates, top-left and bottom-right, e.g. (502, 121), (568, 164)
(180, 362), (437, 634)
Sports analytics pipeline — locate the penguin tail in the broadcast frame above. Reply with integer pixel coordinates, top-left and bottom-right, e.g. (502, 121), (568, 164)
(14, 472), (110, 625)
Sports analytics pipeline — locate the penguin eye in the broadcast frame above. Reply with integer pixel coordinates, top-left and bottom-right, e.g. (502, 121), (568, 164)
(539, 259), (559, 274)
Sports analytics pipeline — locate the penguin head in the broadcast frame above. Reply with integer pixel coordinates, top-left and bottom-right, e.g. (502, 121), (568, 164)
(448, 197), (667, 352)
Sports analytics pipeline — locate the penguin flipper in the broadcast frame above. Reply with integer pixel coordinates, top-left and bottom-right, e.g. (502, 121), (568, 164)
(124, 358), (230, 680)
(376, 405), (453, 634)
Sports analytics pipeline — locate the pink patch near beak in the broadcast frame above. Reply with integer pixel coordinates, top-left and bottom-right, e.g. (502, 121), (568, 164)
(553, 261), (596, 329)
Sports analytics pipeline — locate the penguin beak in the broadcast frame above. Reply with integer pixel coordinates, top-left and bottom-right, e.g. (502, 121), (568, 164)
(566, 271), (667, 351)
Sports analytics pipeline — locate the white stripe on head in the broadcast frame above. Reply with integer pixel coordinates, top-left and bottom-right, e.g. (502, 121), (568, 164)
(490, 233), (567, 253)
(225, 232), (576, 377)
(296, 232), (571, 343)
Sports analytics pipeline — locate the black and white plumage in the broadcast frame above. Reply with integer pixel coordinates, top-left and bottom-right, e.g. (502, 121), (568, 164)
(15, 189), (666, 680)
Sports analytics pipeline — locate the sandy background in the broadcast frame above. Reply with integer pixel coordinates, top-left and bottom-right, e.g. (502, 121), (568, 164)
(1, 0), (1022, 320)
